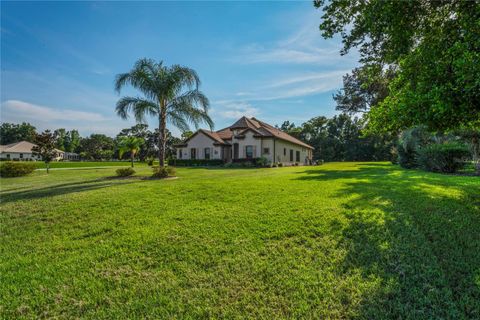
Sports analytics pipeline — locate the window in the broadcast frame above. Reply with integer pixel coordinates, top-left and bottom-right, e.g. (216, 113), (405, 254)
(178, 149), (182, 159)
(289, 149), (293, 161)
(284, 148), (286, 156)
(246, 146), (253, 159)
(263, 148), (269, 155)
(191, 148), (196, 160)
(204, 147), (211, 160)
(296, 151), (300, 162)
(19, 153), (23, 159)
(6, 154), (10, 159)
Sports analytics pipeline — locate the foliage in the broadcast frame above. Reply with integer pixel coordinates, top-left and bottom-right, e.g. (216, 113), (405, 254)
(0, 162), (36, 177)
(1, 163), (479, 318)
(117, 136), (144, 167)
(77, 134), (115, 160)
(397, 126), (432, 169)
(281, 114), (395, 162)
(115, 58), (213, 167)
(315, 0), (480, 133)
(169, 159), (223, 167)
(31, 130), (58, 173)
(334, 65), (395, 114)
(151, 165), (175, 178)
(255, 156), (270, 167)
(0, 122), (36, 144)
(115, 167), (136, 177)
(417, 143), (470, 173)
(54, 128), (81, 152)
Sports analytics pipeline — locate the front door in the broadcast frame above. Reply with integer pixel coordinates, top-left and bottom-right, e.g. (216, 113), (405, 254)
(191, 148), (196, 160)
(233, 143), (239, 160)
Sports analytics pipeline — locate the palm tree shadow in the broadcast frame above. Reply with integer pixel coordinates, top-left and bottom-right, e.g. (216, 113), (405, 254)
(0, 177), (137, 204)
(295, 164), (480, 317)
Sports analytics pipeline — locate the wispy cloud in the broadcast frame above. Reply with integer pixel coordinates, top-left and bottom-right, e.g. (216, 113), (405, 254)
(0, 100), (136, 136)
(233, 12), (357, 66)
(2, 100), (107, 122)
(212, 101), (260, 120)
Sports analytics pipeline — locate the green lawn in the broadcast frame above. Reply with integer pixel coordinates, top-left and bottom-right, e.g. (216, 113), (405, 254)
(33, 161), (147, 169)
(1, 163), (479, 319)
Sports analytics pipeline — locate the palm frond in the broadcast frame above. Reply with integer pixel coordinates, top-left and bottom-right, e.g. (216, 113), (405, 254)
(116, 97), (159, 123)
(168, 90), (213, 130)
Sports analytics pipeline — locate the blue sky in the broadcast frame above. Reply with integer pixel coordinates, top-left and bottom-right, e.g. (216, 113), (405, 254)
(1, 1), (358, 137)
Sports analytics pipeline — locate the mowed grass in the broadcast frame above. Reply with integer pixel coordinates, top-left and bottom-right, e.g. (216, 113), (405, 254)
(33, 161), (148, 169)
(1, 163), (479, 319)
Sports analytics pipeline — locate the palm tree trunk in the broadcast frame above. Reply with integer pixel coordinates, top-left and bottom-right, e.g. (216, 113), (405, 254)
(131, 152), (134, 168)
(158, 105), (167, 167)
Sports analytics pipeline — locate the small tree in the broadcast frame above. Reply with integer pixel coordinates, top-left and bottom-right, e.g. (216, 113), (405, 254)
(118, 136), (144, 168)
(32, 130), (58, 173)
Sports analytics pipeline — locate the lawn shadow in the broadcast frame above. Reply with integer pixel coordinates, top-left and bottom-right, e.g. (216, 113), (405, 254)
(296, 163), (480, 318)
(0, 177), (138, 204)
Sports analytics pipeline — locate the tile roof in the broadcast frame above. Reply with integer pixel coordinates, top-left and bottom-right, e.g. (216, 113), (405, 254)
(179, 116), (314, 149)
(0, 141), (66, 154)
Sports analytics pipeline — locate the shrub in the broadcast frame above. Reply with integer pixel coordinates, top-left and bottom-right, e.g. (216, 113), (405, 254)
(417, 142), (470, 173)
(277, 162), (283, 167)
(397, 126), (432, 168)
(147, 159), (154, 166)
(152, 166), (176, 178)
(271, 163), (278, 168)
(166, 166), (176, 176)
(255, 156), (270, 167)
(0, 162), (36, 177)
(116, 167), (135, 177)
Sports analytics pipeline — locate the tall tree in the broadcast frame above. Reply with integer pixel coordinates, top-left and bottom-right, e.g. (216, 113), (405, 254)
(64, 130), (80, 153)
(77, 134), (114, 160)
(314, 0), (480, 132)
(54, 128), (67, 151)
(117, 136), (144, 167)
(32, 130), (58, 174)
(114, 58), (213, 167)
(0, 122), (37, 144)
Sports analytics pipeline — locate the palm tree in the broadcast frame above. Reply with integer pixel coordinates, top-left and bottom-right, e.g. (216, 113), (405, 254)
(114, 58), (213, 167)
(118, 136), (144, 167)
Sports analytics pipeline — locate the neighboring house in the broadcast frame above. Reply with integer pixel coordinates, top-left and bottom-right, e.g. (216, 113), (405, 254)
(175, 116), (314, 165)
(0, 141), (69, 161)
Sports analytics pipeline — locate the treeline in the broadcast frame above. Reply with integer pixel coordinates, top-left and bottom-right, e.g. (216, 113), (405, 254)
(0, 122), (181, 161)
(277, 113), (395, 162)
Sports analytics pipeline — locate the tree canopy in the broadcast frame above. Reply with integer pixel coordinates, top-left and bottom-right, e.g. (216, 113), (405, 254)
(315, 0), (480, 132)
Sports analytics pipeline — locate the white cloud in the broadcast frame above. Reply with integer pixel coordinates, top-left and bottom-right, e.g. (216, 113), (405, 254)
(233, 12), (358, 66)
(2, 100), (107, 122)
(212, 101), (260, 119)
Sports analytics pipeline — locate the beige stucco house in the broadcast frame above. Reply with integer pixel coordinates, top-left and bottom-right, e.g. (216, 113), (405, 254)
(0, 141), (71, 161)
(176, 116), (314, 165)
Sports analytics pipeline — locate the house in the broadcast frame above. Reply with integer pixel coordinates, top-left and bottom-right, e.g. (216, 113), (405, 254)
(175, 116), (314, 165)
(0, 141), (68, 161)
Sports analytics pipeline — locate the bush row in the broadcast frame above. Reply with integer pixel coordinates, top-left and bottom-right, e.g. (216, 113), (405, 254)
(0, 162), (37, 177)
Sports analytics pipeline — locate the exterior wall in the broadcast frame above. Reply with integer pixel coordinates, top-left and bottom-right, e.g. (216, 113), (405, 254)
(231, 131), (263, 160)
(0, 152), (39, 161)
(273, 139), (312, 165)
(177, 132), (221, 160)
(0, 152), (65, 161)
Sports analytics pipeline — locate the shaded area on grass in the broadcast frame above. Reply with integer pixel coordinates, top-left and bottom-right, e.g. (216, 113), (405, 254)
(0, 178), (138, 204)
(296, 163), (480, 318)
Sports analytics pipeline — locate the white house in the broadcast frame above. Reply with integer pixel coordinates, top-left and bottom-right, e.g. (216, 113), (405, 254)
(0, 141), (68, 161)
(175, 116), (314, 165)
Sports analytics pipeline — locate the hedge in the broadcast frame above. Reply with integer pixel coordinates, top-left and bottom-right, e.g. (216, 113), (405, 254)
(0, 162), (37, 177)
(417, 142), (470, 173)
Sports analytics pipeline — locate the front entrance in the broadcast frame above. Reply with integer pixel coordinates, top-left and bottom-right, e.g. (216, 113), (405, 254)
(233, 143), (239, 160)
(191, 148), (196, 160)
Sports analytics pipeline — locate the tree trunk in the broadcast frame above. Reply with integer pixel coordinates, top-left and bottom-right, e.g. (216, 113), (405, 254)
(46, 162), (50, 174)
(158, 103), (167, 168)
(131, 152), (134, 168)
